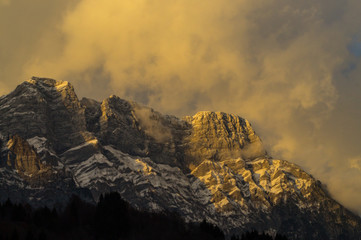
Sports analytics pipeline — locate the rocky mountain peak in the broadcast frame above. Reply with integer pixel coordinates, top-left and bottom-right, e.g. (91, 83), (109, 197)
(26, 76), (82, 111)
(27, 76), (69, 87)
(0, 77), (90, 153)
(184, 111), (266, 170)
(1, 78), (361, 239)
(187, 111), (258, 141)
(101, 95), (134, 117)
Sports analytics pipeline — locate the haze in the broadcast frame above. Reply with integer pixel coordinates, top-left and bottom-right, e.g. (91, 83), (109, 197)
(1, 0), (361, 214)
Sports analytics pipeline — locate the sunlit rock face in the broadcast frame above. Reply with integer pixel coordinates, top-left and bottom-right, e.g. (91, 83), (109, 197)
(6, 135), (49, 177)
(191, 158), (321, 211)
(184, 111), (266, 170)
(0, 77), (361, 239)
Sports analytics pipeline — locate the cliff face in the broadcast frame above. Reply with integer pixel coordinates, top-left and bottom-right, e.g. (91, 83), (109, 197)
(6, 135), (48, 176)
(184, 111), (266, 170)
(0, 77), (360, 240)
(0, 77), (93, 153)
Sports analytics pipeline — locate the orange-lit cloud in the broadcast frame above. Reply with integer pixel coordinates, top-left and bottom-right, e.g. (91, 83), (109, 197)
(2, 0), (361, 213)
(0, 0), (10, 6)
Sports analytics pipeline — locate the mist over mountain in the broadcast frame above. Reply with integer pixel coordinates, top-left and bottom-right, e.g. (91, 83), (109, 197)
(0, 77), (361, 239)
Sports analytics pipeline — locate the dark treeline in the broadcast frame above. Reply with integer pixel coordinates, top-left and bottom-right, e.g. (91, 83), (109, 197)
(0, 192), (287, 240)
(231, 230), (288, 240)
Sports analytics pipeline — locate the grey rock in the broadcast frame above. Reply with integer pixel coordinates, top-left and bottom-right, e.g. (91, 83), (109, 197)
(0, 77), (360, 240)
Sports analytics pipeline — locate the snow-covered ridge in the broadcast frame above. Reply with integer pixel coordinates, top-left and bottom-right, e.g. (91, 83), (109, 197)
(191, 157), (320, 212)
(1, 77), (361, 239)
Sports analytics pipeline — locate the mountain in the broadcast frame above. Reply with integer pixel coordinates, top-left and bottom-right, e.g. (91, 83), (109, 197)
(0, 77), (360, 239)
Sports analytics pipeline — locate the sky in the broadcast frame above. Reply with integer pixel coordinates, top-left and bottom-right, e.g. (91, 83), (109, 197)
(1, 0), (361, 214)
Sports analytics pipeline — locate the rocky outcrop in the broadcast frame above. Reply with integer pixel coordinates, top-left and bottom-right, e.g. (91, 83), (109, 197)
(0, 77), (93, 153)
(0, 77), (360, 240)
(184, 111), (266, 170)
(85, 94), (189, 168)
(190, 157), (361, 239)
(6, 135), (48, 177)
